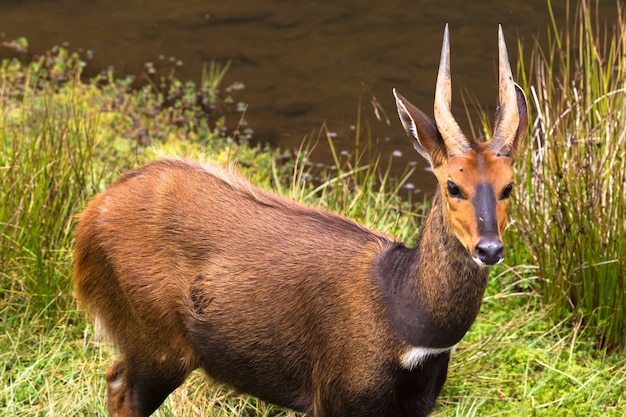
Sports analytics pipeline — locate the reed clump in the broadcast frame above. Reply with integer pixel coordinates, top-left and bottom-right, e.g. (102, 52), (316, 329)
(514, 0), (626, 351)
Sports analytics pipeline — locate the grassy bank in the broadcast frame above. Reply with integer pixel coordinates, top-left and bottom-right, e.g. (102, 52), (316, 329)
(2, 2), (626, 415)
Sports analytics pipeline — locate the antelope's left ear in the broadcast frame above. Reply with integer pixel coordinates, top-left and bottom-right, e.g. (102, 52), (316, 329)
(492, 83), (529, 159)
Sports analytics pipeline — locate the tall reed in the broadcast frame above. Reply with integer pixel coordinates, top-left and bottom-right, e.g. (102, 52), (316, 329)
(514, 0), (626, 351)
(1, 57), (110, 309)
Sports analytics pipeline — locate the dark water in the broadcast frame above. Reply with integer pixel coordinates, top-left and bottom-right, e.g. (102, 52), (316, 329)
(0, 0), (619, 192)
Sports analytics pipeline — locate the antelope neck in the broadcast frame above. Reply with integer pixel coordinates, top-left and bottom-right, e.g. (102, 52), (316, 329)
(375, 191), (489, 349)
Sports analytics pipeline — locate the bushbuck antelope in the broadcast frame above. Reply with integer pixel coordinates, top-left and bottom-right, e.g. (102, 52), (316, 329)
(73, 25), (527, 417)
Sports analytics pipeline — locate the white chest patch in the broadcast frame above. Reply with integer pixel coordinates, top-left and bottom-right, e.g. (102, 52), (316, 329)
(400, 344), (457, 370)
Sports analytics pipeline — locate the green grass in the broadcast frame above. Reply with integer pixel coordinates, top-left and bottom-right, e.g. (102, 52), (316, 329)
(2, 269), (624, 416)
(436, 267), (626, 416)
(2, 3), (626, 415)
(1, 57), (110, 313)
(512, 0), (626, 351)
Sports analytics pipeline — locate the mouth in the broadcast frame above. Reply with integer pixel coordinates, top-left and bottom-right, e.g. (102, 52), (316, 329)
(471, 255), (504, 267)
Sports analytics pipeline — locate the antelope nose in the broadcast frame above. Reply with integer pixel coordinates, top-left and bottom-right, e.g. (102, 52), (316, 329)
(475, 237), (504, 265)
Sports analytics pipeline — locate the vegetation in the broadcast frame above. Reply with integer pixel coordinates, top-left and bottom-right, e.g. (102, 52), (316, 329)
(1, 0), (625, 415)
(512, 0), (626, 351)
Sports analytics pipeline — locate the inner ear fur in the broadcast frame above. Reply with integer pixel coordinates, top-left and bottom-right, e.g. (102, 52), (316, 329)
(394, 89), (447, 167)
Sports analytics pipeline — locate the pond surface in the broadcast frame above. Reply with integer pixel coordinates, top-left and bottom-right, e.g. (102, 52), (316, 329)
(0, 0), (618, 192)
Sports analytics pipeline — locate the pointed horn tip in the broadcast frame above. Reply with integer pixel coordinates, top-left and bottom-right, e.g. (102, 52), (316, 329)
(498, 25), (508, 52)
(498, 25), (509, 61)
(439, 25), (451, 67)
(498, 29), (511, 74)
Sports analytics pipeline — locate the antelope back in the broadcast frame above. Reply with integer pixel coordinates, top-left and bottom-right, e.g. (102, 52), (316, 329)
(394, 25), (528, 265)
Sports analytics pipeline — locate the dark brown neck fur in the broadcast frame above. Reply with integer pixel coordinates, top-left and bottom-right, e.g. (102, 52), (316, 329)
(375, 191), (489, 348)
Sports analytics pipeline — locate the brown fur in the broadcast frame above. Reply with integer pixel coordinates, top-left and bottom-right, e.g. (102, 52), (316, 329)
(73, 156), (508, 416)
(73, 27), (528, 417)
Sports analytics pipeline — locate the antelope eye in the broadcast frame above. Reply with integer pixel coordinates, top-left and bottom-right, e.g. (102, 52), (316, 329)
(500, 182), (514, 200)
(447, 180), (463, 199)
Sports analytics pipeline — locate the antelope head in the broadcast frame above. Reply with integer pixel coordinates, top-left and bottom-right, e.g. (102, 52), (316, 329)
(394, 25), (528, 266)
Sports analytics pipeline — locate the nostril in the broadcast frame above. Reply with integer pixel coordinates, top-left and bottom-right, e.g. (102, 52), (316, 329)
(475, 238), (504, 265)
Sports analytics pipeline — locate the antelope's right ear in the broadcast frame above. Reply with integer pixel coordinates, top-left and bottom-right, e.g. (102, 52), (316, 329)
(393, 88), (446, 167)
